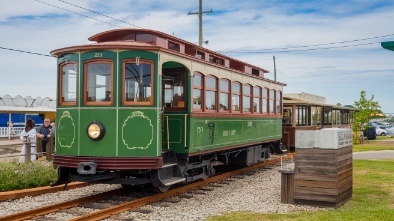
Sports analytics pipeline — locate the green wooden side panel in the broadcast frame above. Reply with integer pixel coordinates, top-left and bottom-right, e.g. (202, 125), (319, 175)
(162, 114), (188, 153)
(189, 117), (282, 153)
(58, 53), (78, 64)
(79, 109), (117, 156)
(118, 109), (160, 157)
(56, 109), (79, 155)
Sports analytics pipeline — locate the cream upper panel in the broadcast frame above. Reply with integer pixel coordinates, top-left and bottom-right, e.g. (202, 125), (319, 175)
(159, 52), (283, 91)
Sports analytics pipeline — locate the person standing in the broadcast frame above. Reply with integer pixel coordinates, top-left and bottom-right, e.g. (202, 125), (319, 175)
(19, 118), (37, 162)
(36, 118), (53, 153)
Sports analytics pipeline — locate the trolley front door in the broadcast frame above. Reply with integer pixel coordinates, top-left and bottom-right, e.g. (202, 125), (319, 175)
(161, 67), (187, 150)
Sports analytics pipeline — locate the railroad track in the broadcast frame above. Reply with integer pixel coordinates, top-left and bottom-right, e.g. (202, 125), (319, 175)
(0, 154), (293, 221)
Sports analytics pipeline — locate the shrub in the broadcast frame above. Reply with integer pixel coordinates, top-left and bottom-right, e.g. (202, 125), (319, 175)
(0, 160), (57, 192)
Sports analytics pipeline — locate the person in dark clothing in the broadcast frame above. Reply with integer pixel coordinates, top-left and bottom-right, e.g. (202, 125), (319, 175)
(36, 118), (53, 153)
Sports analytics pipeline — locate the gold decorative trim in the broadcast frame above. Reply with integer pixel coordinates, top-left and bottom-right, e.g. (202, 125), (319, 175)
(122, 111), (154, 150)
(58, 111), (75, 148)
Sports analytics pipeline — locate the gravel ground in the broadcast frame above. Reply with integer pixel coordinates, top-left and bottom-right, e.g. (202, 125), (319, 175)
(0, 164), (321, 221)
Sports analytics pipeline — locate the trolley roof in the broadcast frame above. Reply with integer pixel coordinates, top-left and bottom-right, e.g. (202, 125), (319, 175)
(51, 29), (285, 86)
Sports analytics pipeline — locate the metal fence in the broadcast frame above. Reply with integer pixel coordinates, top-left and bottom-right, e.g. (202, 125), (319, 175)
(0, 127), (24, 138)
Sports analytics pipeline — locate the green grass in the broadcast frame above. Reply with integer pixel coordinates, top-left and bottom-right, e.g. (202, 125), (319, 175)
(352, 138), (394, 152)
(353, 144), (394, 152)
(206, 160), (394, 221)
(0, 160), (57, 191)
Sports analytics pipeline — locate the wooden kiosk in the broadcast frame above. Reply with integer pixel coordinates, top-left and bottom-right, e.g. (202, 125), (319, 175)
(281, 128), (353, 207)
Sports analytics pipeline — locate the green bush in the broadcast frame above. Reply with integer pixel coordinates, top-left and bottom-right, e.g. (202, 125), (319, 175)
(0, 160), (57, 192)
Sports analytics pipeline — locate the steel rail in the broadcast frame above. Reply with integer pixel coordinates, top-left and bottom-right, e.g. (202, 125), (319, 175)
(0, 189), (125, 221)
(0, 154), (294, 221)
(0, 182), (91, 201)
(70, 154), (294, 221)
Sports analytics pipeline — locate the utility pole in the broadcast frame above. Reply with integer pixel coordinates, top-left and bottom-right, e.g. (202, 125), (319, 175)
(273, 56), (277, 81)
(188, 0), (213, 46)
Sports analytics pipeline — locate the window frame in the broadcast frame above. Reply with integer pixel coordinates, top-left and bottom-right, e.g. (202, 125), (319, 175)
(231, 82), (241, 113)
(122, 59), (154, 106)
(276, 90), (282, 115)
(253, 86), (262, 114)
(83, 59), (114, 106)
(262, 87), (269, 114)
(269, 89), (275, 114)
(219, 79), (230, 112)
(162, 67), (187, 112)
(192, 72), (204, 112)
(58, 61), (78, 106)
(204, 75), (218, 112)
(242, 84), (252, 113)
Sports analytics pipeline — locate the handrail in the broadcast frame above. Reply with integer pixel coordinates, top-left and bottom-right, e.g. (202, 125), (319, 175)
(0, 137), (55, 162)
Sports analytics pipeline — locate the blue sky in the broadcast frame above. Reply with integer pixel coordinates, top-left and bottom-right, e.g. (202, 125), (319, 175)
(1, 0), (393, 113)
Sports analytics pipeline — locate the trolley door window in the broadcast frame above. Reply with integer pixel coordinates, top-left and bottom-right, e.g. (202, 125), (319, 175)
(122, 59), (153, 105)
(84, 60), (113, 105)
(163, 68), (186, 111)
(219, 79), (230, 111)
(59, 62), (77, 106)
(193, 73), (203, 110)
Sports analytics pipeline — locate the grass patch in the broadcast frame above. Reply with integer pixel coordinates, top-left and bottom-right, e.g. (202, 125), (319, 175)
(353, 144), (394, 152)
(206, 160), (394, 221)
(375, 136), (394, 140)
(0, 160), (57, 191)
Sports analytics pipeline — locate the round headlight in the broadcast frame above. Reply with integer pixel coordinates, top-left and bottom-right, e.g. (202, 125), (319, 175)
(86, 121), (105, 141)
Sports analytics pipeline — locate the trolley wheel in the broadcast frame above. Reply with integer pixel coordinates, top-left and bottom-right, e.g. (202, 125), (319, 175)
(153, 185), (170, 193)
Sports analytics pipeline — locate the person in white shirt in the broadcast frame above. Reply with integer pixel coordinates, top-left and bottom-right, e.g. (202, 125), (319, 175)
(19, 118), (37, 162)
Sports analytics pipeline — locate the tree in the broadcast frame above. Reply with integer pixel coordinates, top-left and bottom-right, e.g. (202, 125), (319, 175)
(352, 91), (381, 133)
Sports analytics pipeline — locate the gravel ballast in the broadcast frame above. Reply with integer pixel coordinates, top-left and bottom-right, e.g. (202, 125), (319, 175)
(0, 164), (321, 220)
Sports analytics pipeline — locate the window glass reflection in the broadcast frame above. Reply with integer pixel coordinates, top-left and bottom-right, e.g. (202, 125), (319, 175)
(86, 63), (112, 102)
(61, 63), (77, 103)
(125, 63), (152, 102)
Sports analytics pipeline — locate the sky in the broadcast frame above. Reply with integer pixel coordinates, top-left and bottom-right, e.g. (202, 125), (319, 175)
(1, 0), (393, 113)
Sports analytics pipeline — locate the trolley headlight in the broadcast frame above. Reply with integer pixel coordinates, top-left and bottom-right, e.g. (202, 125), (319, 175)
(86, 121), (106, 141)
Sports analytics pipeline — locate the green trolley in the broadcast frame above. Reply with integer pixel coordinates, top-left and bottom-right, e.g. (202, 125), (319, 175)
(51, 29), (285, 191)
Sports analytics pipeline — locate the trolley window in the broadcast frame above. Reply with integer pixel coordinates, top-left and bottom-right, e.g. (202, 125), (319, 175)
(262, 88), (268, 114)
(243, 84), (251, 113)
(296, 105), (308, 126)
(219, 79), (230, 111)
(59, 62), (78, 106)
(232, 82), (241, 112)
(269, 89), (275, 114)
(122, 59), (154, 106)
(276, 90), (282, 114)
(193, 73), (203, 110)
(311, 106), (321, 125)
(84, 60), (113, 106)
(205, 76), (217, 111)
(253, 86), (261, 113)
(323, 106), (333, 125)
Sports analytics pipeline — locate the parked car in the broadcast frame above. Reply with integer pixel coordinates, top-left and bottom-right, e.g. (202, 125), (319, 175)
(376, 127), (388, 136)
